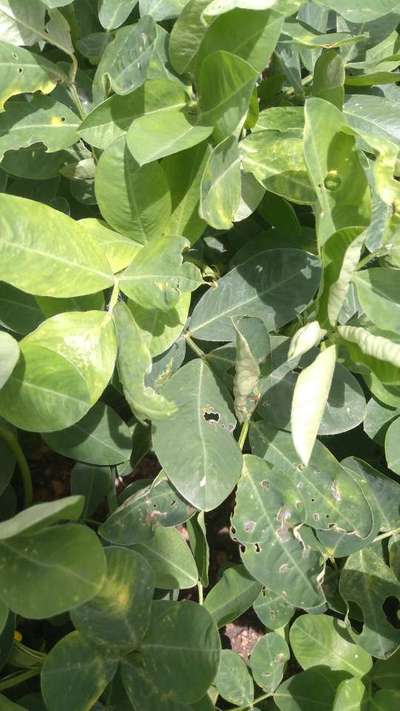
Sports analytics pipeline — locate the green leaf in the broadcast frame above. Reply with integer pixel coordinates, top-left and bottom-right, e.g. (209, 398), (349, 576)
(162, 142), (209, 244)
(0, 41), (62, 111)
(254, 106), (304, 133)
(253, 587), (294, 630)
(333, 678), (367, 711)
(304, 98), (371, 247)
(240, 130), (316, 205)
(0, 194), (114, 298)
(250, 422), (373, 537)
(364, 398), (399, 445)
(133, 526), (198, 590)
(0, 496), (84, 539)
(215, 649), (254, 706)
(196, 9), (283, 73)
(371, 689), (400, 710)
(100, 476), (195, 545)
(169, 0), (211, 74)
(290, 614), (372, 676)
(232, 454), (325, 609)
(131, 292), (189, 358)
(372, 648), (400, 690)
(0, 523), (106, 618)
(41, 631), (117, 711)
(0, 311), (117, 432)
(189, 248), (320, 342)
(131, 600), (220, 703)
(113, 302), (177, 421)
(291, 345), (337, 465)
(197, 50), (258, 142)
(78, 218), (140, 273)
(340, 544), (400, 658)
(354, 268), (400, 334)
(385, 418), (400, 475)
(0, 283), (43, 335)
(344, 94), (400, 148)
(0, 0), (45, 46)
(0, 97), (79, 160)
(93, 17), (158, 102)
(120, 236), (201, 311)
(127, 106), (212, 166)
(199, 135), (241, 230)
(312, 48), (345, 109)
(80, 79), (185, 150)
(98, 0), (138, 29)
(250, 633), (290, 693)
(71, 547), (154, 650)
(233, 317), (267, 424)
(315, 0), (400, 23)
(43, 401), (133, 466)
(187, 512), (209, 587)
(0, 331), (19, 389)
(204, 563), (261, 627)
(140, 0), (187, 21)
(95, 135), (171, 245)
(153, 358), (242, 510)
(71, 463), (113, 519)
(274, 667), (350, 711)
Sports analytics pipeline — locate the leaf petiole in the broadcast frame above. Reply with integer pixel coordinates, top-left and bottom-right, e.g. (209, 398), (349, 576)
(0, 426), (33, 508)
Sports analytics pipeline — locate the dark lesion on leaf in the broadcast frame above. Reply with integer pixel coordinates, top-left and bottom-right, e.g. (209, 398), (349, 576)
(202, 407), (220, 423)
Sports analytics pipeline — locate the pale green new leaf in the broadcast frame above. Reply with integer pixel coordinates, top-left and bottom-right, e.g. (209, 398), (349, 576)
(0, 311), (117, 432)
(95, 135), (171, 245)
(233, 318), (263, 424)
(198, 50), (258, 142)
(0, 194), (114, 298)
(291, 345), (336, 465)
(199, 135), (241, 230)
(119, 236), (202, 311)
(288, 321), (326, 360)
(113, 301), (176, 421)
(153, 358), (243, 510)
(0, 97), (79, 160)
(353, 268), (400, 334)
(0, 332), (19, 390)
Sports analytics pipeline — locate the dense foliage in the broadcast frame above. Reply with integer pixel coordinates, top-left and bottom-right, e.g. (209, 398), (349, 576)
(0, 0), (400, 709)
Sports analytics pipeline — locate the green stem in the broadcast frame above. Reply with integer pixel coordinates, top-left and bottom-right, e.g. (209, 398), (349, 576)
(234, 692), (271, 710)
(0, 668), (40, 691)
(185, 334), (207, 361)
(197, 581), (204, 605)
(238, 420), (249, 451)
(67, 81), (86, 121)
(374, 526), (400, 543)
(0, 426), (32, 508)
(108, 279), (120, 312)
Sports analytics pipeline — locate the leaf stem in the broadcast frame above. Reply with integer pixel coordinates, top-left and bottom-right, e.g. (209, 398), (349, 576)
(185, 334), (207, 360)
(373, 526), (400, 543)
(197, 581), (204, 605)
(0, 426), (32, 508)
(234, 691), (271, 710)
(0, 668), (41, 691)
(238, 420), (249, 451)
(67, 82), (86, 121)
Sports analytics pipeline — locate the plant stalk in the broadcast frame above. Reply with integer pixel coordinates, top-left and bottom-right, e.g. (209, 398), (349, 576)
(0, 668), (41, 691)
(238, 420), (249, 451)
(185, 334), (207, 360)
(0, 426), (33, 508)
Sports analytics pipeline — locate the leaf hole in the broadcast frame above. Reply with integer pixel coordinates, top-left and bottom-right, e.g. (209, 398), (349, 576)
(203, 409), (220, 423)
(17, 67), (23, 74)
(254, 543), (262, 553)
(260, 480), (270, 489)
(383, 597), (400, 629)
(12, 52), (17, 59)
